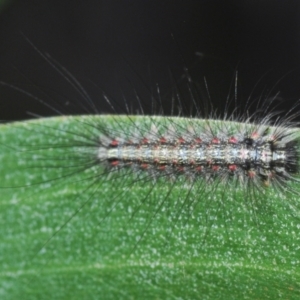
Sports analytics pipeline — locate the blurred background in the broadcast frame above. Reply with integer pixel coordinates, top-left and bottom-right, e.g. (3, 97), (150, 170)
(0, 0), (300, 121)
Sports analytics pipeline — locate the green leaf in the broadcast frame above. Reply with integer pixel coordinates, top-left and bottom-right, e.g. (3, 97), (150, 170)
(1, 116), (300, 300)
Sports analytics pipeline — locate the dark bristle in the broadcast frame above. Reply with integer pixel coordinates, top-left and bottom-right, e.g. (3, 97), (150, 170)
(285, 140), (300, 174)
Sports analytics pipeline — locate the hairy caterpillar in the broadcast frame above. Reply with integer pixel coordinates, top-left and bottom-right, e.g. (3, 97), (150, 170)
(1, 55), (300, 299)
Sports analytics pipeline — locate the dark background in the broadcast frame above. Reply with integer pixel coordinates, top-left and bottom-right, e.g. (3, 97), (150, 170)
(1, 0), (300, 121)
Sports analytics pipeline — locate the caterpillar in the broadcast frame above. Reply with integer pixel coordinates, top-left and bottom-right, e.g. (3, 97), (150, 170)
(1, 57), (300, 299)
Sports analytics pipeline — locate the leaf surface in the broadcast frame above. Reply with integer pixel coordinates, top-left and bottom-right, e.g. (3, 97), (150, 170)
(0, 116), (300, 300)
